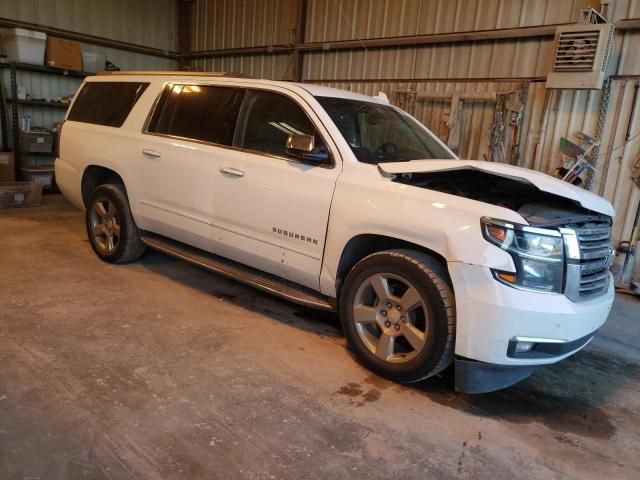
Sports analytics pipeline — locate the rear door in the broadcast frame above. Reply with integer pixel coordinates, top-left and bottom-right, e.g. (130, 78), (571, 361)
(211, 87), (342, 290)
(135, 82), (244, 251)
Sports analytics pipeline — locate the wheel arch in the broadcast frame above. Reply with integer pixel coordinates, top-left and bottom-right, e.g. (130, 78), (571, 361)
(334, 234), (451, 300)
(81, 165), (127, 208)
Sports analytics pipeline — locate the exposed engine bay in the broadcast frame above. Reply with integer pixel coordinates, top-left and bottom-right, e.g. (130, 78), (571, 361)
(393, 168), (611, 227)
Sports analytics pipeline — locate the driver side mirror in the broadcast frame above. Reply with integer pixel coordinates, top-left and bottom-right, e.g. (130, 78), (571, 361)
(285, 134), (330, 164)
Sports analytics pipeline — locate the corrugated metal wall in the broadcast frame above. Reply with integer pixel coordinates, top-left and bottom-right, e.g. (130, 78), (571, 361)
(0, 0), (178, 70)
(0, 0), (178, 151)
(303, 0), (592, 81)
(598, 80), (639, 250)
(615, 0), (640, 75)
(193, 52), (294, 80)
(192, 0), (297, 49)
(191, 0), (297, 78)
(0, 0), (177, 63)
(188, 0), (639, 82)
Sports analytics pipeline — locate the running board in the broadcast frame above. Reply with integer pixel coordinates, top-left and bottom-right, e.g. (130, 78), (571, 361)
(140, 233), (334, 311)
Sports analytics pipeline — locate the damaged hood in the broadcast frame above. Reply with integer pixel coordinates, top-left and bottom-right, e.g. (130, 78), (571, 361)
(378, 159), (614, 217)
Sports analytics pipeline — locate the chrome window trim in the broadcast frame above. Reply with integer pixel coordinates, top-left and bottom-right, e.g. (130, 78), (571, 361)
(141, 81), (336, 170)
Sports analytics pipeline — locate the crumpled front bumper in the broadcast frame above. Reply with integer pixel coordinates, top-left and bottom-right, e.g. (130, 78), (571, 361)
(447, 262), (614, 393)
(454, 332), (594, 393)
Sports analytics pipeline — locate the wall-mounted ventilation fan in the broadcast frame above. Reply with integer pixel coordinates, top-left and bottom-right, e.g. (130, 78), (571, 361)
(546, 22), (614, 89)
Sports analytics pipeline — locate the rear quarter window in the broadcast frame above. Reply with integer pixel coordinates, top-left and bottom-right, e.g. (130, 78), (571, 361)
(68, 81), (149, 127)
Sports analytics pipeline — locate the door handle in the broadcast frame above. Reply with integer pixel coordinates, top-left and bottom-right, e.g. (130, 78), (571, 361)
(142, 149), (161, 158)
(219, 166), (245, 177)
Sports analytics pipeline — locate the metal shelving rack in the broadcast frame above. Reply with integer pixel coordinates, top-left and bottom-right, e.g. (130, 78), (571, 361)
(0, 62), (89, 183)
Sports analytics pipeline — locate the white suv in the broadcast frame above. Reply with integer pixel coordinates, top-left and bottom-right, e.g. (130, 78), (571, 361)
(55, 73), (615, 393)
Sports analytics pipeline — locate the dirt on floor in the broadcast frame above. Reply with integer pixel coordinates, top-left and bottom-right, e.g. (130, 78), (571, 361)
(1, 195), (639, 480)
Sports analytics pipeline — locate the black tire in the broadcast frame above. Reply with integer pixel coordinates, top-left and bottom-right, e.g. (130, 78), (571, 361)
(339, 249), (455, 383)
(85, 184), (146, 264)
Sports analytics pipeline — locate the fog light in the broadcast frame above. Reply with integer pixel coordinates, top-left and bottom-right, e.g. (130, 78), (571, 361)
(515, 341), (536, 353)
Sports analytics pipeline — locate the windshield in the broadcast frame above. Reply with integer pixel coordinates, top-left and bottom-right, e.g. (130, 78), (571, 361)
(316, 96), (454, 164)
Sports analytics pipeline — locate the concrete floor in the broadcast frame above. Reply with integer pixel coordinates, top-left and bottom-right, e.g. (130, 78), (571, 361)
(1, 195), (639, 480)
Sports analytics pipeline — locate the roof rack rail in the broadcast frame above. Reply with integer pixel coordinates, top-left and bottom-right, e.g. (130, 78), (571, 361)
(96, 70), (253, 78)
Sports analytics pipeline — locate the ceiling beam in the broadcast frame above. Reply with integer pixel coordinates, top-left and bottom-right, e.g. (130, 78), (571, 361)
(182, 18), (640, 61)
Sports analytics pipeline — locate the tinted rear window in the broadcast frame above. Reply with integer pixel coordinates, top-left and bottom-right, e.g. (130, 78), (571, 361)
(147, 84), (245, 145)
(68, 81), (149, 127)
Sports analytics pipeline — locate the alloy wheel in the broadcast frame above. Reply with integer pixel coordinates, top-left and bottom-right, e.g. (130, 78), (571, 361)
(352, 273), (429, 363)
(90, 197), (121, 254)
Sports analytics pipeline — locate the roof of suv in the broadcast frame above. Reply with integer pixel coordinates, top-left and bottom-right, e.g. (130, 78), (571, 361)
(94, 70), (385, 104)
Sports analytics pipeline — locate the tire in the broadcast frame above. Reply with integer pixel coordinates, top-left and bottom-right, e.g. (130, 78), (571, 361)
(85, 184), (146, 264)
(339, 249), (455, 383)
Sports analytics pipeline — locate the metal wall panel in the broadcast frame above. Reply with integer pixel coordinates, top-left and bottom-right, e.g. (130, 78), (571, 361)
(593, 80), (640, 250)
(0, 0), (177, 51)
(305, 0), (590, 42)
(0, 0), (178, 150)
(192, 53), (294, 80)
(0, 0), (178, 70)
(192, 0), (298, 50)
(188, 0), (639, 82)
(302, 37), (560, 81)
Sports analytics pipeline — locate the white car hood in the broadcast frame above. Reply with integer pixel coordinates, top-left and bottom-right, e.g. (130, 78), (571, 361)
(378, 159), (614, 217)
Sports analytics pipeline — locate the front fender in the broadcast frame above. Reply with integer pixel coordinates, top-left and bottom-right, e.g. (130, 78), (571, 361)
(320, 175), (519, 297)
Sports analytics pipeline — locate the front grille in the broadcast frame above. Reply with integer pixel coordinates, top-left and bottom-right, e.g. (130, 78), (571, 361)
(575, 225), (612, 299)
(562, 223), (612, 301)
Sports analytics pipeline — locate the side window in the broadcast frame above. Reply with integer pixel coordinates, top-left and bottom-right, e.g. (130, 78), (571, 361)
(147, 84), (244, 145)
(234, 90), (326, 158)
(68, 82), (149, 127)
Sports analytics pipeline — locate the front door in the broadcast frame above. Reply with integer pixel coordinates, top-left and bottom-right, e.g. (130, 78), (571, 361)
(211, 88), (341, 290)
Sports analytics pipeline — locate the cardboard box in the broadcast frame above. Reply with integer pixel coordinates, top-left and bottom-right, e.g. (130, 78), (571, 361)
(0, 152), (15, 182)
(45, 37), (82, 71)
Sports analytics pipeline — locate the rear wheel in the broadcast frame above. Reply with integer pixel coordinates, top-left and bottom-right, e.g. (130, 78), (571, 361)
(339, 249), (455, 383)
(86, 184), (145, 263)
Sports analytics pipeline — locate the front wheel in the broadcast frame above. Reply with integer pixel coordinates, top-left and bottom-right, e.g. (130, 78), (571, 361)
(339, 249), (455, 383)
(86, 184), (146, 263)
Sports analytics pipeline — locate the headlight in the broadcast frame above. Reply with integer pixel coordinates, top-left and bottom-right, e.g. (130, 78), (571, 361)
(481, 217), (564, 293)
